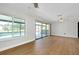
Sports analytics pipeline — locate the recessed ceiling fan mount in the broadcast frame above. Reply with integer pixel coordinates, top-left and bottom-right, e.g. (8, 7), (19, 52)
(33, 3), (39, 8)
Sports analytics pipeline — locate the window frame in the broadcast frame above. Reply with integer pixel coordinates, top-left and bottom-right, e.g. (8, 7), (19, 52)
(0, 14), (25, 40)
(35, 21), (50, 39)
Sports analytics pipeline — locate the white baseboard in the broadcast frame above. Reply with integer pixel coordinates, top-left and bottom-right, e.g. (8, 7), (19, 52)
(0, 39), (35, 52)
(51, 34), (78, 38)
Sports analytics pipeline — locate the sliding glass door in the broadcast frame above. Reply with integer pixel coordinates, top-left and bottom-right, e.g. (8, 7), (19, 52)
(41, 24), (47, 37)
(36, 22), (41, 39)
(36, 21), (50, 39)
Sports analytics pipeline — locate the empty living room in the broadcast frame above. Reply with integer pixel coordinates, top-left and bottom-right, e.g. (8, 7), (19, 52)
(0, 3), (79, 56)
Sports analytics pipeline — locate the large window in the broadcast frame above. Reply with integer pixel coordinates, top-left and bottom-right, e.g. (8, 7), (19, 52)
(36, 21), (50, 39)
(13, 18), (25, 36)
(0, 15), (25, 39)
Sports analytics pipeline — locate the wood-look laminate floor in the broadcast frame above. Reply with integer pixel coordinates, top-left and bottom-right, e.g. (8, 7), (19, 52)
(0, 36), (79, 55)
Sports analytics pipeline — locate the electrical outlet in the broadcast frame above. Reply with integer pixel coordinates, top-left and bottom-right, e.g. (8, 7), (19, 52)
(64, 33), (66, 35)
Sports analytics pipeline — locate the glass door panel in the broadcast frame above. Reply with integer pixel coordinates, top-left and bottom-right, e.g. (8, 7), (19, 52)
(47, 24), (50, 36)
(41, 24), (47, 37)
(36, 25), (38, 38)
(36, 25), (41, 39)
(38, 25), (41, 38)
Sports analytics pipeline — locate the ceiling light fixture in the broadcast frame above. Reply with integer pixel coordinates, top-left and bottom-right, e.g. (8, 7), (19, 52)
(58, 15), (63, 23)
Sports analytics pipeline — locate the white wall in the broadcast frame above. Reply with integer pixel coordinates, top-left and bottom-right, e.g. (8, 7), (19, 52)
(51, 18), (79, 38)
(25, 17), (36, 41)
(0, 16), (36, 51)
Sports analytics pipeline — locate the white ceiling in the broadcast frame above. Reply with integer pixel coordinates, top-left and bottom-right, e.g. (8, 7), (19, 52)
(0, 3), (79, 23)
(35, 3), (79, 22)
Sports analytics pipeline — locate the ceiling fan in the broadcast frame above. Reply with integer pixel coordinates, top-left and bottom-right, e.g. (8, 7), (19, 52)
(33, 3), (39, 8)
